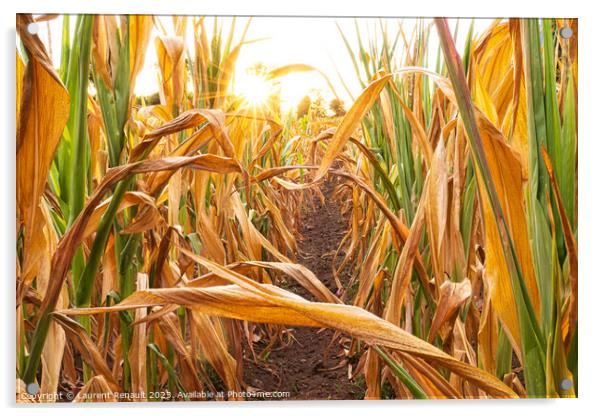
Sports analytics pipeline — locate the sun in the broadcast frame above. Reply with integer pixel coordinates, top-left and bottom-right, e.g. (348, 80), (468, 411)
(236, 73), (272, 107)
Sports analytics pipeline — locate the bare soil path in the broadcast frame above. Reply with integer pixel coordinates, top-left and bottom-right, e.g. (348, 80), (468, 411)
(243, 177), (365, 400)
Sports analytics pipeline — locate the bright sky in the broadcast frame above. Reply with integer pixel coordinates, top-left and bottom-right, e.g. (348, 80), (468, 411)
(33, 16), (494, 113)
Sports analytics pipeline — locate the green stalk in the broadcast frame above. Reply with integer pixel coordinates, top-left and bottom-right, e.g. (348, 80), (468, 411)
(23, 311), (51, 383)
(522, 19), (549, 201)
(495, 327), (512, 379)
(148, 344), (187, 397)
(522, 18), (560, 351)
(76, 16), (133, 308)
(75, 179), (130, 307)
(67, 15), (93, 225)
(373, 346), (427, 399)
(462, 19), (474, 75)
(59, 15), (70, 82)
(542, 19), (561, 175)
(529, 196), (554, 338)
(559, 71), (576, 228)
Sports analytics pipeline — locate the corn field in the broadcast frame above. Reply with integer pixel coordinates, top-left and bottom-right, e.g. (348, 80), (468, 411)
(16, 14), (578, 401)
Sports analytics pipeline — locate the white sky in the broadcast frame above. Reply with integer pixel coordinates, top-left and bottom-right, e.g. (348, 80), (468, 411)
(32, 16), (494, 112)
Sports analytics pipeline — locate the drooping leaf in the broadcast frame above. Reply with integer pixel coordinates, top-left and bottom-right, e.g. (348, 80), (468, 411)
(16, 14), (70, 287)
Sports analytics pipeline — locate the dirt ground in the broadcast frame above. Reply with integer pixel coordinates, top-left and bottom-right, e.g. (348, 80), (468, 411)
(243, 177), (365, 400)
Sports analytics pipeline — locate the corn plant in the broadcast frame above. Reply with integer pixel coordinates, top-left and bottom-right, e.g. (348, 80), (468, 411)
(16, 14), (576, 401)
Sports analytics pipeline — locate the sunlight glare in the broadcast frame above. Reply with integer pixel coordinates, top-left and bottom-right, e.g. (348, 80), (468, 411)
(279, 72), (325, 113)
(236, 73), (271, 106)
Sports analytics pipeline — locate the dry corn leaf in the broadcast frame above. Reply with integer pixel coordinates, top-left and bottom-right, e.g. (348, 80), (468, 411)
(16, 14), (70, 286)
(128, 274), (148, 399)
(52, 313), (120, 392)
(425, 139), (449, 287)
(74, 375), (118, 402)
(61, 255), (517, 398)
(316, 75), (392, 181)
(427, 279), (472, 344)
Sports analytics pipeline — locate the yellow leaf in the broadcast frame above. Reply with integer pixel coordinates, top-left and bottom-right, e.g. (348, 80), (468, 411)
(425, 140), (449, 287)
(129, 15), (153, 89)
(316, 75), (391, 181)
(475, 113), (540, 353)
(155, 35), (185, 108)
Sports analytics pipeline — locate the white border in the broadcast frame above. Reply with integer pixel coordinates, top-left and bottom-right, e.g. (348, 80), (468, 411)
(2, 1), (600, 415)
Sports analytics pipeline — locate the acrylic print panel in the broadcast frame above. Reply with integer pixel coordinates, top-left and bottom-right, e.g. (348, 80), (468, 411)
(15, 14), (577, 402)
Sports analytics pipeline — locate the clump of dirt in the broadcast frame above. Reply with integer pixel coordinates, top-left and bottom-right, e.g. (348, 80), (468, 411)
(243, 177), (365, 400)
